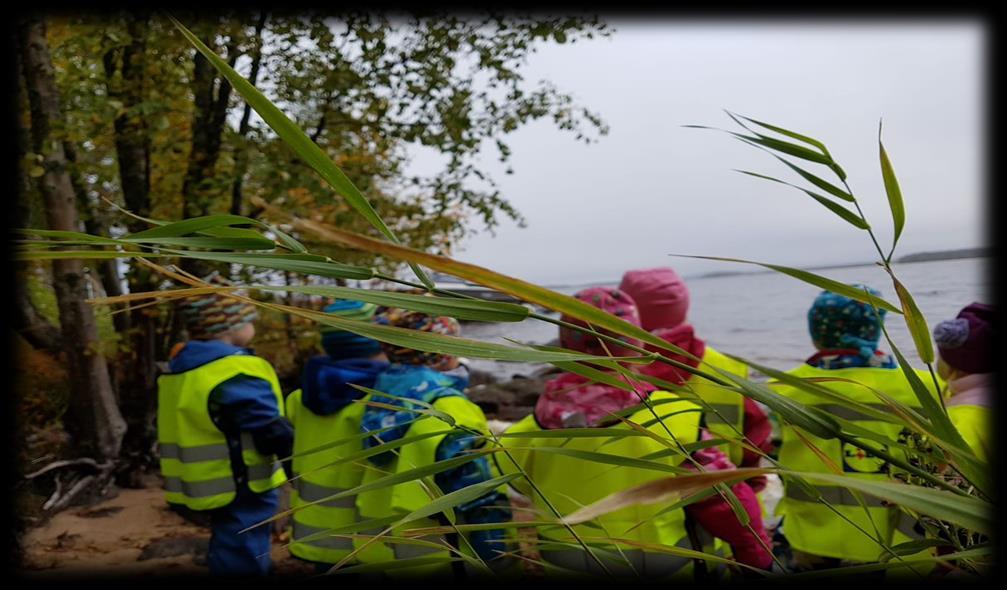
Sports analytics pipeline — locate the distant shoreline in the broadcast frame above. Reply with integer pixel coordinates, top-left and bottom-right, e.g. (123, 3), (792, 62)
(544, 247), (990, 288)
(692, 247), (990, 279)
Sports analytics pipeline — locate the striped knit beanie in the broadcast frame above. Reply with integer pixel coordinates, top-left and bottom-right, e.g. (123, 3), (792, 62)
(177, 273), (258, 341)
(320, 299), (383, 360)
(374, 307), (461, 370)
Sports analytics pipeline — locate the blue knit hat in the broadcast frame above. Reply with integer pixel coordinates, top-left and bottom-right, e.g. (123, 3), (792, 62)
(808, 285), (886, 358)
(320, 299), (383, 360)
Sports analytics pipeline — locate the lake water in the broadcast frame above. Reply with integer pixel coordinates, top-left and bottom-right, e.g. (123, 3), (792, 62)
(462, 257), (991, 380)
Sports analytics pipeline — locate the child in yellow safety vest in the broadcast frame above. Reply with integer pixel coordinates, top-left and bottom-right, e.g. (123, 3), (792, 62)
(771, 285), (938, 573)
(507, 287), (773, 577)
(933, 302), (993, 461)
(619, 268), (775, 482)
(158, 275), (292, 576)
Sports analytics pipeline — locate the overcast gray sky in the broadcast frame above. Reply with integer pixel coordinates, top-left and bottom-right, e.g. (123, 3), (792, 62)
(406, 20), (986, 286)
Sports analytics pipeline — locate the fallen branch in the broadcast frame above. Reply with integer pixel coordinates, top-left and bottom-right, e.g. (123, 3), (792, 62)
(23, 457), (110, 480)
(46, 475), (96, 513)
(41, 473), (63, 511)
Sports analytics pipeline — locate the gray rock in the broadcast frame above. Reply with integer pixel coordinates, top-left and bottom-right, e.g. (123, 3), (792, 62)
(138, 536), (209, 562)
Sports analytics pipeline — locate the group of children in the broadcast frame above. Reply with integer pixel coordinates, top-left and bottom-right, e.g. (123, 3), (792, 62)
(156, 268), (993, 578)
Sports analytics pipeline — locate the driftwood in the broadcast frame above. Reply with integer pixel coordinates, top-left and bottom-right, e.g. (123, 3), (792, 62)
(25, 457), (115, 513)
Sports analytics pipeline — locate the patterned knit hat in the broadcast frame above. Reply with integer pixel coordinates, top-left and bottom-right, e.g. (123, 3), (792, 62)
(320, 299), (383, 360)
(177, 273), (258, 341)
(559, 287), (642, 357)
(934, 302), (994, 375)
(807, 285), (886, 357)
(374, 308), (461, 370)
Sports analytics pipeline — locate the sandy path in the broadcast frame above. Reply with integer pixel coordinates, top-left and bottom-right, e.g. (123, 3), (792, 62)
(19, 485), (312, 577)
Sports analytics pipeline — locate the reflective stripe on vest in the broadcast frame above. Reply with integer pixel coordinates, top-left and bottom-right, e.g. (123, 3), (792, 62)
(498, 390), (709, 578)
(294, 477), (356, 509)
(163, 474), (234, 498)
(292, 521), (356, 551)
(773, 364), (934, 562)
(157, 354), (287, 510)
(159, 443), (230, 463)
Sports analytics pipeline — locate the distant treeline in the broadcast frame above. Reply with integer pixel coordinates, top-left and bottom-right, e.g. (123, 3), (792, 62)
(896, 247), (991, 264)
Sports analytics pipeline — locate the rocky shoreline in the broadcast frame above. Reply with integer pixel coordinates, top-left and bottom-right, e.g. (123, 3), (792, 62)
(465, 366), (560, 422)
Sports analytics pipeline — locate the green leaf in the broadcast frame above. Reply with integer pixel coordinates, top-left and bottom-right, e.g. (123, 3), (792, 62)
(393, 473), (521, 527)
(671, 254), (902, 313)
(879, 120), (905, 259)
(509, 446), (688, 474)
(329, 556), (465, 575)
(732, 132), (832, 166)
(891, 276), (935, 364)
(253, 284), (529, 323)
(498, 428), (655, 440)
(735, 170), (867, 229)
(249, 202), (700, 360)
(125, 213), (307, 253)
(790, 471), (991, 534)
(15, 250), (152, 261)
(739, 355), (903, 424)
(125, 214), (261, 239)
(286, 305), (621, 364)
(17, 228), (122, 245)
(160, 250), (374, 280)
(736, 141), (854, 202)
(880, 538), (945, 561)
(787, 546), (990, 578)
(711, 365), (842, 440)
(118, 236), (276, 250)
(726, 110), (832, 158)
(169, 17), (431, 287)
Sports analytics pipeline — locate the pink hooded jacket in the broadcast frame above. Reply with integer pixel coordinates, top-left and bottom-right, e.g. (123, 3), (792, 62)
(619, 267), (775, 472)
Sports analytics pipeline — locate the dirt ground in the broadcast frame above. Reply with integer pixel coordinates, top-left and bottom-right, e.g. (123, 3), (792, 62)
(18, 483), (314, 578)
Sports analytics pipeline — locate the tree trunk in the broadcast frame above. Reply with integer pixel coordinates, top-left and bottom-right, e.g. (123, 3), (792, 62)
(64, 139), (129, 331)
(15, 83), (62, 354)
(14, 286), (62, 353)
(230, 11), (267, 217)
(18, 16), (127, 463)
(104, 15), (161, 478)
(180, 22), (240, 277)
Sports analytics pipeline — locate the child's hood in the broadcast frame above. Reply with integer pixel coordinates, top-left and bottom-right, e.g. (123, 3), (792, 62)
(167, 339), (250, 373)
(300, 355), (390, 416)
(534, 371), (656, 430)
(360, 364), (468, 453)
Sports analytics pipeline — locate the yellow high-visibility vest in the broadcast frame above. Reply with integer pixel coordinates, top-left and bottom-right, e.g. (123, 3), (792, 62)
(286, 388), (371, 565)
(289, 386), (507, 576)
(948, 403), (990, 463)
(496, 390), (723, 579)
(771, 364), (935, 562)
(157, 354), (287, 511)
(692, 346), (749, 465)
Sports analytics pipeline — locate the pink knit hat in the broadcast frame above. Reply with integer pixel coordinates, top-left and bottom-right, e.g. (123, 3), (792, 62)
(559, 287), (642, 357)
(619, 267), (690, 331)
